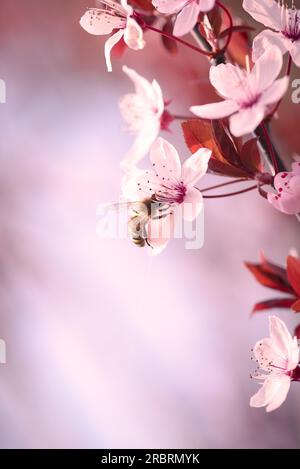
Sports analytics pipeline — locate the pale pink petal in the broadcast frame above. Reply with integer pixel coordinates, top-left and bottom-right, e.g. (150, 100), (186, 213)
(209, 64), (247, 99)
(252, 29), (291, 62)
(265, 375), (291, 412)
(120, 0), (133, 15)
(190, 99), (239, 119)
(121, 121), (161, 168)
(268, 177), (300, 215)
(199, 0), (215, 12)
(243, 0), (283, 31)
(292, 161), (300, 175)
(80, 9), (125, 35)
(151, 80), (164, 116)
(259, 76), (289, 106)
(147, 212), (173, 254)
(124, 18), (145, 50)
(121, 167), (146, 200)
(252, 46), (283, 93)
(149, 138), (182, 181)
(229, 105), (265, 137)
(290, 41), (300, 67)
(273, 171), (293, 192)
(250, 375), (290, 412)
(104, 29), (124, 72)
(152, 0), (187, 15)
(135, 170), (160, 198)
(253, 338), (289, 372)
(182, 187), (203, 221)
(173, 2), (201, 37)
(122, 66), (160, 106)
(182, 148), (211, 187)
(269, 316), (299, 370)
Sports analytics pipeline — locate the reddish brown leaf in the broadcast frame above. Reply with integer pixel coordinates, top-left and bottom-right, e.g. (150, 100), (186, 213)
(227, 29), (253, 69)
(181, 120), (250, 178)
(212, 121), (241, 167)
(129, 0), (155, 11)
(199, 7), (223, 40)
(240, 138), (263, 175)
(161, 21), (178, 54)
(218, 25), (255, 39)
(259, 252), (290, 284)
(292, 299), (300, 313)
(287, 255), (300, 297)
(294, 323), (300, 338)
(252, 297), (296, 314)
(245, 261), (294, 294)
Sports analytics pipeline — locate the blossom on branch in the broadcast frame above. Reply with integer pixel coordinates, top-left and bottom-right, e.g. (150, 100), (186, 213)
(152, 0), (216, 37)
(250, 316), (299, 412)
(119, 66), (169, 168)
(190, 46), (289, 137)
(80, 0), (145, 72)
(267, 162), (300, 215)
(243, 0), (300, 65)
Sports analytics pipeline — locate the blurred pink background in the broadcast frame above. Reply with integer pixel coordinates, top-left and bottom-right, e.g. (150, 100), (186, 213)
(0, 0), (300, 448)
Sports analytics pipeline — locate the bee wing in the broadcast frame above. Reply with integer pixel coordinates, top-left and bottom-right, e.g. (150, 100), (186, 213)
(80, 9), (126, 35)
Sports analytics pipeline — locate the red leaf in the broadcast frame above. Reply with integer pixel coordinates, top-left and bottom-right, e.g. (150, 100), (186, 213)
(218, 25), (255, 39)
(252, 297), (296, 314)
(287, 255), (300, 297)
(161, 21), (178, 54)
(240, 138), (263, 175)
(129, 0), (155, 11)
(245, 261), (294, 294)
(294, 323), (300, 338)
(212, 121), (241, 167)
(181, 120), (250, 178)
(227, 29), (253, 69)
(292, 299), (300, 313)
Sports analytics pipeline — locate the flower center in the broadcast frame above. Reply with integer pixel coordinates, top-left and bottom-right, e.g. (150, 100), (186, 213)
(281, 7), (300, 41)
(154, 181), (187, 204)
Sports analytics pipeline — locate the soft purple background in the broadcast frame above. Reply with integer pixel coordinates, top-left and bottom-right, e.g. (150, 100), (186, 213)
(0, 0), (300, 448)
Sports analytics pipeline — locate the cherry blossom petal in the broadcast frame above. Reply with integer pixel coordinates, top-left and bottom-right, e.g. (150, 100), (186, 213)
(190, 99), (239, 119)
(252, 29), (291, 62)
(200, 0), (216, 12)
(292, 161), (300, 175)
(290, 41), (300, 67)
(253, 338), (289, 372)
(243, 0), (283, 31)
(252, 46), (283, 93)
(122, 66), (159, 106)
(121, 167), (146, 200)
(135, 170), (160, 198)
(173, 2), (201, 37)
(250, 375), (291, 412)
(269, 316), (299, 370)
(182, 148), (211, 187)
(147, 212), (173, 254)
(259, 76), (289, 106)
(121, 121), (161, 168)
(229, 105), (265, 137)
(182, 187), (203, 221)
(120, 0), (133, 15)
(150, 138), (182, 180)
(209, 64), (247, 99)
(104, 29), (124, 72)
(152, 0), (187, 15)
(80, 9), (126, 35)
(273, 171), (293, 192)
(124, 18), (145, 50)
(268, 177), (300, 215)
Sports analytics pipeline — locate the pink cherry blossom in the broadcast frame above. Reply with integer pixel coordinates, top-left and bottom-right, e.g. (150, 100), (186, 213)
(79, 0), (145, 72)
(119, 66), (166, 168)
(190, 46), (289, 137)
(152, 0), (216, 37)
(267, 162), (300, 215)
(243, 0), (300, 65)
(122, 137), (211, 252)
(250, 316), (299, 412)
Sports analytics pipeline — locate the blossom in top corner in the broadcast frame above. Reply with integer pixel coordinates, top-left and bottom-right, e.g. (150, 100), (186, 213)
(119, 66), (171, 169)
(243, 0), (300, 65)
(152, 0), (216, 37)
(190, 46), (289, 137)
(250, 316), (300, 412)
(122, 137), (211, 253)
(267, 161), (300, 215)
(80, 0), (145, 72)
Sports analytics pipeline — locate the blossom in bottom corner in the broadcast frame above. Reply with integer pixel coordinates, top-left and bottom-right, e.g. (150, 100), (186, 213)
(122, 137), (211, 253)
(250, 316), (300, 412)
(267, 162), (300, 215)
(119, 66), (169, 168)
(79, 0), (145, 72)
